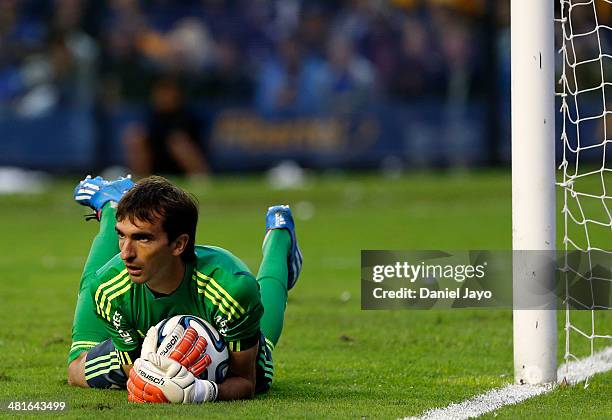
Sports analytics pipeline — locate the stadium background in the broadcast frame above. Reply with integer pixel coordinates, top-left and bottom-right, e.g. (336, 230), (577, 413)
(0, 0), (607, 172)
(0, 0), (513, 172)
(0, 0), (610, 418)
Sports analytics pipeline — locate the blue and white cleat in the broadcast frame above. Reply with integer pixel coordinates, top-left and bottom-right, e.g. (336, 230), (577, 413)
(74, 175), (134, 220)
(265, 205), (303, 290)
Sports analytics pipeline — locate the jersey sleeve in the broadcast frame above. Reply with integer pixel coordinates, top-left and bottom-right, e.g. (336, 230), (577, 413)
(199, 270), (263, 352)
(90, 269), (141, 364)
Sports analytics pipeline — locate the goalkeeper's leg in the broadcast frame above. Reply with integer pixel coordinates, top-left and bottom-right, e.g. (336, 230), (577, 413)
(78, 204), (121, 291)
(69, 174), (134, 384)
(256, 229), (291, 348)
(255, 205), (302, 393)
(255, 206), (302, 393)
(68, 204), (121, 386)
(253, 229), (290, 393)
(257, 205), (302, 348)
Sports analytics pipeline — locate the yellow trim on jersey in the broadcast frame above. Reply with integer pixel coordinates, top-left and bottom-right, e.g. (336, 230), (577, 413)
(99, 275), (130, 312)
(198, 281), (241, 320)
(104, 282), (132, 318)
(70, 340), (99, 349)
(204, 292), (232, 319)
(264, 337), (275, 352)
(118, 351), (132, 365)
(94, 269), (130, 319)
(196, 283), (232, 320)
(195, 271), (246, 321)
(196, 271), (246, 314)
(228, 341), (241, 352)
(94, 268), (128, 305)
(97, 267), (128, 293)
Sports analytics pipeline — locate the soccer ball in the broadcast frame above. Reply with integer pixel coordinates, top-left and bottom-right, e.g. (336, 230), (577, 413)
(154, 315), (229, 382)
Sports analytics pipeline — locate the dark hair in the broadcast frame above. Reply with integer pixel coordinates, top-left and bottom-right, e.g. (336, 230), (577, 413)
(117, 176), (198, 262)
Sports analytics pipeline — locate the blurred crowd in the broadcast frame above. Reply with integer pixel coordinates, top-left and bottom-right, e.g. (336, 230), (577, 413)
(0, 0), (511, 119)
(2, 0), (611, 174)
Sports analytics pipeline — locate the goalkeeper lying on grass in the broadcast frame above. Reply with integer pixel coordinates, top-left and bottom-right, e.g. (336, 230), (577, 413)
(67, 175), (303, 402)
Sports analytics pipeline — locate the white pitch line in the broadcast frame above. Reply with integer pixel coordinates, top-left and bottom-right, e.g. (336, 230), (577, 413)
(405, 347), (612, 420)
(558, 346), (612, 386)
(405, 384), (553, 420)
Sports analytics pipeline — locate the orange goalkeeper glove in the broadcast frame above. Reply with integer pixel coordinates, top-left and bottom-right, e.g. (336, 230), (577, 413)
(127, 354), (217, 404)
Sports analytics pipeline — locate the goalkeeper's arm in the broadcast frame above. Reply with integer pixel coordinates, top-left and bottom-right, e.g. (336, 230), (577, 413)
(216, 343), (258, 400)
(67, 352), (89, 387)
(68, 339), (136, 388)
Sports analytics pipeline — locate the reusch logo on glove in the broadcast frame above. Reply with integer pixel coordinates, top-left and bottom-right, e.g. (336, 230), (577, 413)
(158, 334), (180, 357)
(138, 369), (165, 386)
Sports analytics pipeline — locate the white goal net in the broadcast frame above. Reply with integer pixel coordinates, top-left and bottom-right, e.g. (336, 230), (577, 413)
(558, 0), (612, 366)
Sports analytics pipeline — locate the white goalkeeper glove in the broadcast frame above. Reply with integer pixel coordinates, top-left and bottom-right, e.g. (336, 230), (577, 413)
(141, 323), (212, 376)
(141, 322), (182, 356)
(127, 353), (218, 404)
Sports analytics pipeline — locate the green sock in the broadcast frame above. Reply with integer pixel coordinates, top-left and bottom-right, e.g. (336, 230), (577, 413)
(256, 229), (291, 349)
(79, 204), (120, 292)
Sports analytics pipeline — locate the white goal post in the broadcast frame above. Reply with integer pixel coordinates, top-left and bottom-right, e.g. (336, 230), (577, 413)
(511, 0), (558, 385)
(512, 0), (612, 386)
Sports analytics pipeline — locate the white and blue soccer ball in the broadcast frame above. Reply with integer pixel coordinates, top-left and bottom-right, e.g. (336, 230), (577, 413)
(154, 315), (229, 382)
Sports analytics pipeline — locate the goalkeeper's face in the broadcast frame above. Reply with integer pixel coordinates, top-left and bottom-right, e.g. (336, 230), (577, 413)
(115, 216), (186, 288)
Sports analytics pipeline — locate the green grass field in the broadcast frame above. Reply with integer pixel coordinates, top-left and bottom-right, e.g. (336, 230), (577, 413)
(0, 171), (609, 419)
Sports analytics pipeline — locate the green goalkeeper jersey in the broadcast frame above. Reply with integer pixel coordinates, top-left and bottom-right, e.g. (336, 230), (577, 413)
(90, 245), (263, 365)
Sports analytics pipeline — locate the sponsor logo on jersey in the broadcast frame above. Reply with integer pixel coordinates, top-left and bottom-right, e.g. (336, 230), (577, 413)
(215, 315), (228, 335)
(112, 310), (134, 344)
